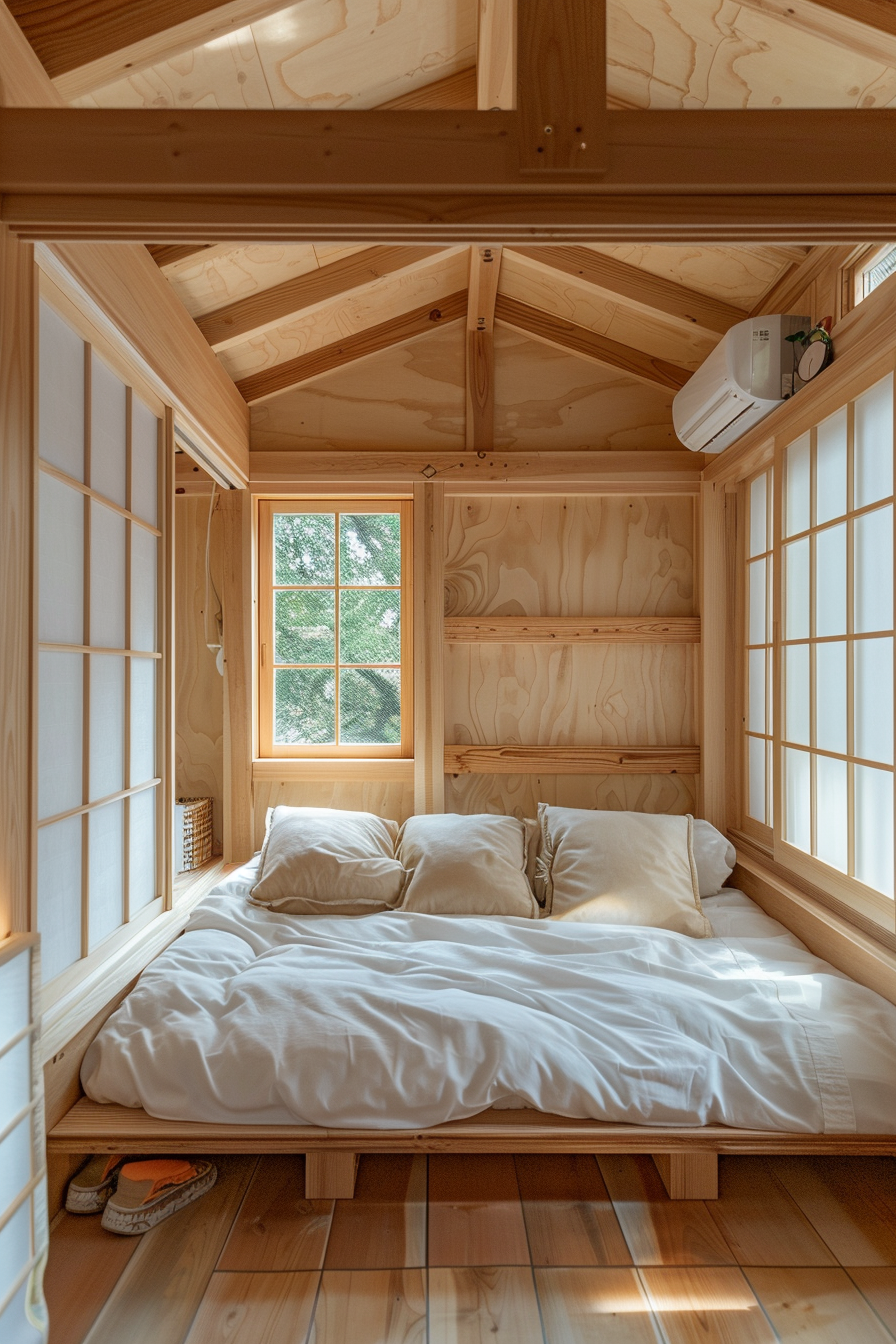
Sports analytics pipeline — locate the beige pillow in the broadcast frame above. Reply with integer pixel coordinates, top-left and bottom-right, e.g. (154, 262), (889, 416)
(397, 813), (538, 918)
(250, 806), (408, 915)
(536, 805), (712, 938)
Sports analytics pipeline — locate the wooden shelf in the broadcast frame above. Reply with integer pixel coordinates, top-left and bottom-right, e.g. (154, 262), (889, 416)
(444, 745), (700, 775)
(443, 616), (701, 643)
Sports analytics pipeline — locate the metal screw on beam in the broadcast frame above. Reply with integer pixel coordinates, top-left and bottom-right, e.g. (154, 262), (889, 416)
(544, 125), (553, 134)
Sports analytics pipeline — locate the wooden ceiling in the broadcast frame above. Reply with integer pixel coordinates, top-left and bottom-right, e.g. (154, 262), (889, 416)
(9, 0), (893, 454)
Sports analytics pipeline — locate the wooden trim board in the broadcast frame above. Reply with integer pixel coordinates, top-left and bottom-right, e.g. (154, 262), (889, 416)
(444, 745), (700, 774)
(443, 616), (701, 643)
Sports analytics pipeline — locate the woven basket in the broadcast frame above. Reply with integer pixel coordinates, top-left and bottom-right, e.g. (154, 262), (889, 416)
(176, 797), (213, 871)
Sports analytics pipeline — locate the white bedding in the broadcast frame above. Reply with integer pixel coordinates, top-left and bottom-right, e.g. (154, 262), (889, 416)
(82, 860), (896, 1133)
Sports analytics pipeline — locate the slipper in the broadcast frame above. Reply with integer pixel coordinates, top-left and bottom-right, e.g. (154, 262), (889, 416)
(100, 1158), (217, 1235)
(65, 1154), (125, 1215)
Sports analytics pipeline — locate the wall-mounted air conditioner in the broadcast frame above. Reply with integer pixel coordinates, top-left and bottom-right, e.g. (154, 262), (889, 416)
(673, 312), (811, 454)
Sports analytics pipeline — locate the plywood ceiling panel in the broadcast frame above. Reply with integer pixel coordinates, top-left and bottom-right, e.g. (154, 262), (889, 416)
(73, 26), (274, 108)
(583, 244), (803, 312)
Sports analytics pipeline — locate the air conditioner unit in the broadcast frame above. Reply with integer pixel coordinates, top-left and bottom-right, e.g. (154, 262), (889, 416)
(673, 313), (811, 454)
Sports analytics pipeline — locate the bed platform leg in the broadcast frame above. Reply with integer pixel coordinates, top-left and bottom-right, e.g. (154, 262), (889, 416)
(305, 1150), (359, 1199)
(653, 1152), (718, 1200)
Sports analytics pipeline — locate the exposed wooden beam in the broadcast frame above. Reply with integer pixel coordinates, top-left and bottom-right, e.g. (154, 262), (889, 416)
(147, 243), (212, 268)
(742, 0), (896, 65)
(236, 290), (467, 403)
(465, 245), (502, 454)
(4, 108), (896, 243)
(443, 616), (702, 643)
(805, 0), (896, 39)
(444, 745), (701, 775)
(198, 245), (449, 351)
(377, 68), (477, 112)
(477, 0), (516, 110)
(749, 244), (856, 316)
(509, 245), (745, 336)
(495, 293), (691, 392)
(518, 0), (605, 173)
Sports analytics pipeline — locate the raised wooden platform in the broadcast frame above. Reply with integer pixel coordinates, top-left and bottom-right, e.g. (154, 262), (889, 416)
(48, 1100), (896, 1203)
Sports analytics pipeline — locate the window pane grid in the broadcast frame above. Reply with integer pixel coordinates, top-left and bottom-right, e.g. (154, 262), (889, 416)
(745, 466), (774, 826)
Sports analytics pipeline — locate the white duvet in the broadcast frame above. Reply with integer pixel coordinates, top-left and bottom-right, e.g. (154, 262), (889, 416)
(82, 862), (896, 1133)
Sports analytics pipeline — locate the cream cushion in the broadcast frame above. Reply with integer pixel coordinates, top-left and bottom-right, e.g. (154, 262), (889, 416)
(250, 806), (407, 915)
(536, 805), (712, 938)
(397, 813), (538, 917)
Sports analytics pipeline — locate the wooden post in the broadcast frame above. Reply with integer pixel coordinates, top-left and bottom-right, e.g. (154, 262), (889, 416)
(477, 0), (517, 110)
(517, 0), (607, 174)
(465, 245), (502, 455)
(653, 1152), (719, 1200)
(305, 1151), (359, 1199)
(221, 490), (254, 862)
(413, 482), (446, 814)
(699, 480), (731, 830)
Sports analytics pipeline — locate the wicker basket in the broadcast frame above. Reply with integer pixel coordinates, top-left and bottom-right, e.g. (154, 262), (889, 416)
(175, 797), (213, 872)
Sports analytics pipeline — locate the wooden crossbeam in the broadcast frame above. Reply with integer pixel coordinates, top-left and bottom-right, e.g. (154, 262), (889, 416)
(236, 290), (467, 403)
(465, 245), (502, 454)
(495, 294), (691, 392)
(444, 745), (701, 775)
(510, 246), (745, 336)
(198, 245), (448, 351)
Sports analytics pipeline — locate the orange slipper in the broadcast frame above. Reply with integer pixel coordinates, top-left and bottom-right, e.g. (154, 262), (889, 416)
(100, 1158), (217, 1236)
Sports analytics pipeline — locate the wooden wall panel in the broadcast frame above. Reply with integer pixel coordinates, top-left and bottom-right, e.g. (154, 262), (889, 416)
(253, 780), (414, 849)
(445, 644), (695, 748)
(175, 495), (224, 853)
(444, 496), (694, 618)
(445, 772), (697, 818)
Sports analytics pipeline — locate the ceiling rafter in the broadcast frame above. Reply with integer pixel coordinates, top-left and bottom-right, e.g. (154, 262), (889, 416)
(804, 0), (896, 39)
(465, 245), (503, 454)
(509, 246), (746, 337)
(749, 244), (856, 316)
(197, 245), (451, 351)
(377, 68), (477, 111)
(235, 289), (467, 403)
(495, 294), (691, 393)
(148, 243), (214, 269)
(739, 0), (896, 66)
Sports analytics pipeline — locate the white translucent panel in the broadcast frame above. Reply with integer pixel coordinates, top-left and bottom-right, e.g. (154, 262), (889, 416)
(0, 956), (29, 1055)
(37, 817), (82, 983)
(38, 474), (84, 645)
(748, 558), (767, 645)
(0, 1117), (32, 1223)
(815, 523), (847, 638)
(130, 658), (156, 786)
(785, 432), (811, 537)
(785, 643), (810, 746)
(748, 649), (766, 734)
(855, 764), (895, 897)
(0, 1277), (46, 1344)
(855, 505), (893, 634)
(88, 801), (124, 950)
(129, 787), (157, 913)
(131, 398), (159, 526)
(816, 407), (848, 525)
(0, 1039), (30, 1135)
(815, 754), (849, 873)
(767, 739), (774, 823)
(749, 473), (767, 557)
(130, 528), (158, 652)
(747, 736), (766, 823)
(856, 638), (894, 765)
(815, 641), (847, 756)
(39, 301), (84, 481)
(785, 538), (810, 640)
(89, 502), (126, 648)
(90, 353), (127, 507)
(88, 655), (125, 801)
(855, 374), (893, 509)
(0, 1200), (32, 1303)
(784, 747), (811, 852)
(37, 653), (82, 821)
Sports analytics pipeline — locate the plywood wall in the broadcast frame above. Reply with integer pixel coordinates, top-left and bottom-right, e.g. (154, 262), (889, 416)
(252, 777), (415, 850)
(175, 494), (224, 853)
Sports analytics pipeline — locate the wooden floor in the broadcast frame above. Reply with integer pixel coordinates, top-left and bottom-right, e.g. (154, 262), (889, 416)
(45, 1153), (896, 1343)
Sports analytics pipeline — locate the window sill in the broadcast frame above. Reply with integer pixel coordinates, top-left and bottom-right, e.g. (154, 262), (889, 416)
(252, 758), (414, 782)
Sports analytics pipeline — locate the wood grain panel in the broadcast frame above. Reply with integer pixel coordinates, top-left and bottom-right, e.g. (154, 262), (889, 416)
(175, 494), (224, 853)
(597, 1156), (735, 1267)
(428, 1155), (530, 1268)
(217, 1156), (333, 1272)
(848, 1268), (896, 1335)
(706, 1159), (837, 1268)
(444, 771), (697, 819)
(184, 1270), (319, 1344)
(444, 616), (701, 642)
(44, 1211), (142, 1344)
(444, 496), (695, 619)
(515, 1154), (631, 1268)
(584, 243), (801, 312)
(444, 644), (695, 748)
(640, 1266), (777, 1344)
(324, 1155), (426, 1271)
(0, 226), (34, 937)
(313, 1269), (427, 1344)
(429, 1267), (543, 1344)
(768, 1156), (896, 1266)
(746, 1266), (896, 1343)
(252, 779), (414, 850)
(535, 1267), (660, 1344)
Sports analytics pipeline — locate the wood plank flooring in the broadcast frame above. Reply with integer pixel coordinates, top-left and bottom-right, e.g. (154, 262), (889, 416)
(45, 1154), (896, 1343)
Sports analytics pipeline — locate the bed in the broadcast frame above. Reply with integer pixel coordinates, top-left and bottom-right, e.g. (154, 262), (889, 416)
(61, 838), (896, 1201)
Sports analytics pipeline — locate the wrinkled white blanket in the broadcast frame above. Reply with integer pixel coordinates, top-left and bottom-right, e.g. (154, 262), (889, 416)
(81, 866), (896, 1132)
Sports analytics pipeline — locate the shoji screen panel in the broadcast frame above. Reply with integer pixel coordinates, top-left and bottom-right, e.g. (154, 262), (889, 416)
(744, 466), (774, 837)
(36, 299), (166, 993)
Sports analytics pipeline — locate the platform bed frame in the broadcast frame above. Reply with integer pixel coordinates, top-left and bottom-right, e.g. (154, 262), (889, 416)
(48, 1099), (896, 1202)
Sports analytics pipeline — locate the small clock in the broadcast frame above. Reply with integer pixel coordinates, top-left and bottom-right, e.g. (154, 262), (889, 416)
(797, 321), (833, 383)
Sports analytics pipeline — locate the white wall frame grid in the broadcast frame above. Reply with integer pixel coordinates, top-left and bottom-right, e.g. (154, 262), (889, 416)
(34, 280), (173, 1008)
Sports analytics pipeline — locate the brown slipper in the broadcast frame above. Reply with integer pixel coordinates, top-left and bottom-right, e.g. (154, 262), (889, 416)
(65, 1154), (125, 1215)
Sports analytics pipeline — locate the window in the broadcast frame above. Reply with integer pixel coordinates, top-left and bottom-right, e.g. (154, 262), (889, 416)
(861, 245), (896, 301)
(743, 373), (895, 926)
(258, 500), (412, 757)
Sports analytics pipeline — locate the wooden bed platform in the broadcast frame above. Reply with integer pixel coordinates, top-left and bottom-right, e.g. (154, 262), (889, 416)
(48, 1098), (896, 1203)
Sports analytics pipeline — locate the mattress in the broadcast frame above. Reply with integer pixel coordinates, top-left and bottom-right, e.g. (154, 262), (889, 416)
(81, 859), (896, 1133)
